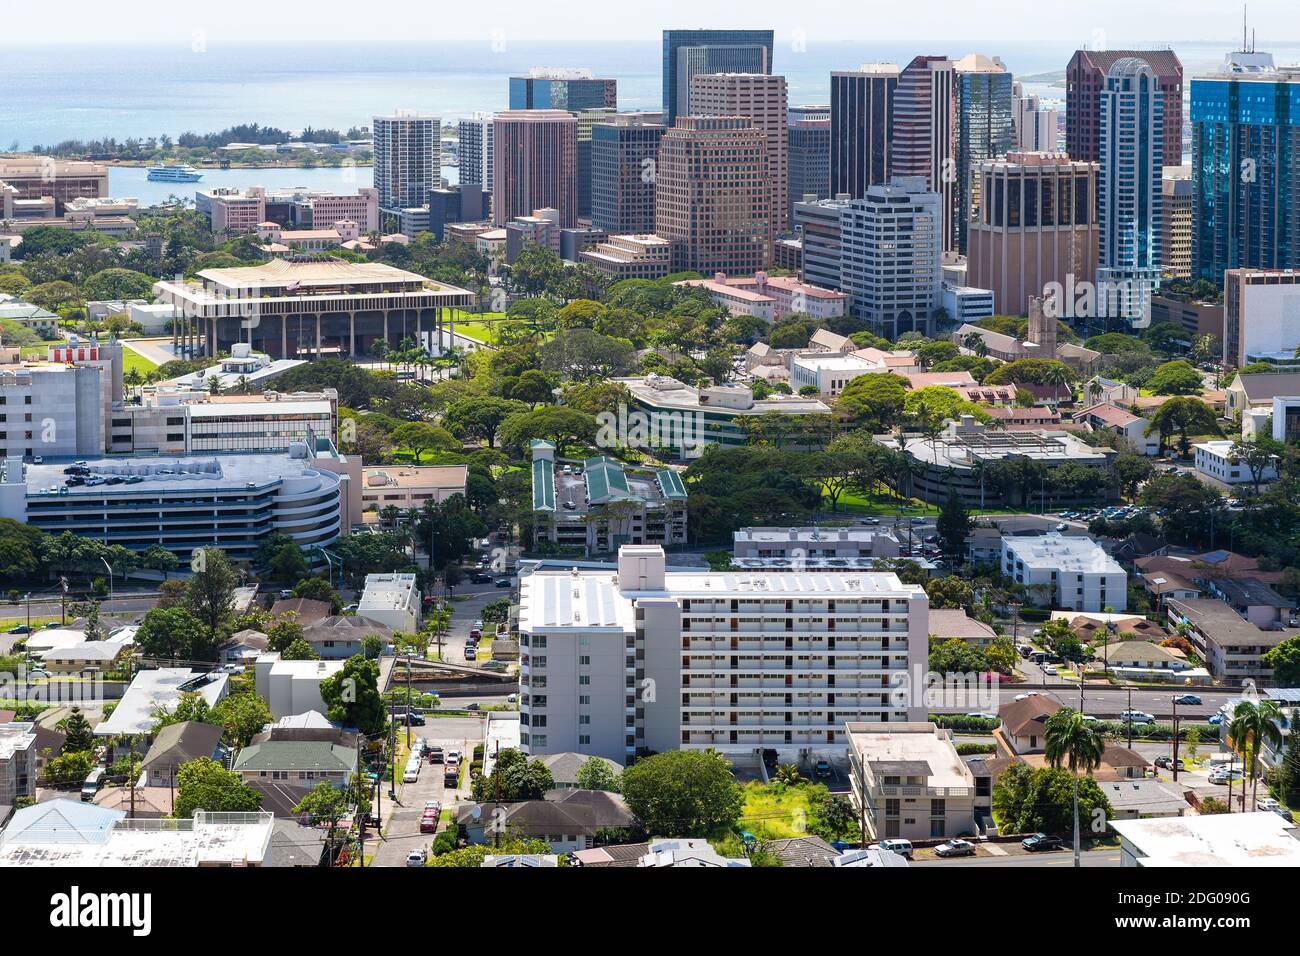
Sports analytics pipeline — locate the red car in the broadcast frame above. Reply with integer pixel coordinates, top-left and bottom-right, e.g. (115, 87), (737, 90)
(419, 814), (439, 833)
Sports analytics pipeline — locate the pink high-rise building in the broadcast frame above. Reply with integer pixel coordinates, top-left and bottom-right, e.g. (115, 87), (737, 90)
(492, 110), (578, 228)
(892, 56), (957, 252)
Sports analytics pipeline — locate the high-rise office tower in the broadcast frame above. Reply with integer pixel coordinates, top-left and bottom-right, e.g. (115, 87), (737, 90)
(1066, 49), (1183, 166)
(840, 176), (943, 339)
(492, 110), (578, 227)
(662, 29), (774, 126)
(689, 72), (789, 234)
(590, 113), (665, 235)
(655, 116), (770, 275)
(1013, 80), (1060, 151)
(892, 56), (957, 252)
(1161, 165), (1193, 280)
(793, 195), (852, 289)
(1098, 57), (1164, 325)
(830, 64), (900, 199)
(373, 111), (440, 215)
(457, 113), (495, 194)
(966, 152), (1099, 316)
(953, 54), (1014, 254)
(508, 68), (617, 111)
(574, 108), (618, 221)
(788, 115), (831, 219)
(1190, 50), (1300, 282)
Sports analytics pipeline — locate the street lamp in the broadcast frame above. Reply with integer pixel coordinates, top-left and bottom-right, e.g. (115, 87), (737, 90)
(100, 557), (113, 602)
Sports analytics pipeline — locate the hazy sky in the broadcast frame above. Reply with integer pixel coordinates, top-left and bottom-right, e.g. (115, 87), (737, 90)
(1, 0), (1291, 47)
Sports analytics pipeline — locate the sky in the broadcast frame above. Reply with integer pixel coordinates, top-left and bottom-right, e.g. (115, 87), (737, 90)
(0, 0), (1292, 47)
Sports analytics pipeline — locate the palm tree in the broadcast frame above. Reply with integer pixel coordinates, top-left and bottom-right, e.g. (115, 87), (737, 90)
(1044, 708), (1106, 867)
(1042, 362), (1072, 404)
(773, 764), (804, 786)
(1227, 699), (1285, 811)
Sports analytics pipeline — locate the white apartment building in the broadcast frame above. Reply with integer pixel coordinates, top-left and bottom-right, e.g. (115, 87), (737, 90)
(840, 177), (943, 339)
(1012, 80), (1059, 151)
(357, 572), (420, 633)
(373, 111), (440, 214)
(1193, 440), (1277, 485)
(733, 526), (901, 561)
(254, 653), (346, 721)
(1001, 532), (1128, 612)
(1224, 269), (1300, 369)
(113, 389), (337, 456)
(0, 722), (37, 807)
(846, 721), (976, 841)
(516, 545), (930, 766)
(0, 361), (106, 460)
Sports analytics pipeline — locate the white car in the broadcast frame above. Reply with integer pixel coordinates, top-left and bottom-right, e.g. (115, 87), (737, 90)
(1209, 769), (1244, 785)
(506, 693), (518, 704)
(406, 849), (427, 867)
(1013, 692), (1040, 701)
(1121, 710), (1156, 725)
(445, 750), (461, 766)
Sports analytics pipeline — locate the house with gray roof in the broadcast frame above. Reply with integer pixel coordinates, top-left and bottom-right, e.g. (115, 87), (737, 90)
(232, 740), (356, 788)
(141, 721), (226, 787)
(536, 752), (622, 790)
(455, 789), (634, 852)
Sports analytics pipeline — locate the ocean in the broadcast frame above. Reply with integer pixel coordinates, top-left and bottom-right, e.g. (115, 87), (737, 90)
(6, 37), (1299, 203)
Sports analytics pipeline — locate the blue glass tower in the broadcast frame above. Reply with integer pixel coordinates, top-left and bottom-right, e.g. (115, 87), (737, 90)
(661, 29), (774, 126)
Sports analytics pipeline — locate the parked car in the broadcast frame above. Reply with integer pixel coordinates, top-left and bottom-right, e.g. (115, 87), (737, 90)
(506, 693), (518, 704)
(419, 814), (439, 833)
(1120, 710), (1156, 725)
(934, 839), (977, 858)
(406, 849), (427, 867)
(1022, 833), (1065, 852)
(1173, 694), (1202, 706)
(427, 746), (444, 764)
(1207, 713), (1224, 725)
(495, 578), (512, 588)
(1209, 768), (1244, 785)
(813, 759), (832, 778)
(463, 646), (477, 660)
(278, 589), (294, 600)
(7, 624), (30, 634)
(403, 766), (420, 783)
(1153, 756), (1185, 771)
(406, 713), (426, 726)
(868, 839), (913, 859)
(471, 572), (493, 583)
(446, 750), (461, 765)
(1257, 797), (1281, 812)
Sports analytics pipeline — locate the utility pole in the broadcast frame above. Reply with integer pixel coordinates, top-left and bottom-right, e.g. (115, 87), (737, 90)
(1126, 686), (1134, 749)
(405, 654), (413, 750)
(128, 735), (137, 819)
(354, 732), (364, 867)
(1171, 698), (1181, 783)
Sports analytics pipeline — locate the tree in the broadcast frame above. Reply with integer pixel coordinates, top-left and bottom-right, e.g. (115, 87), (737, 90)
(442, 397), (528, 448)
(292, 576), (343, 614)
(924, 576), (974, 610)
(1044, 708), (1106, 864)
(391, 421), (459, 462)
(1146, 360), (1204, 396)
(293, 781), (351, 846)
(319, 654), (385, 735)
(936, 487), (973, 562)
(173, 757), (262, 818)
(1230, 435), (1283, 495)
(186, 548), (238, 657)
(574, 757), (622, 793)
(1279, 715), (1300, 809)
(1262, 637), (1300, 686)
(620, 750), (743, 837)
(142, 545), (180, 580)
(45, 750), (97, 785)
(1143, 397), (1220, 457)
(928, 637), (988, 674)
(135, 606), (207, 662)
(62, 707), (95, 753)
(992, 763), (1110, 835)
(267, 616), (305, 653)
(267, 541), (309, 582)
(81, 267), (156, 301)
(211, 692), (273, 749)
(1112, 454), (1154, 500)
(538, 328), (634, 382)
(470, 748), (554, 802)
(1228, 699), (1285, 811)
(281, 637), (319, 660)
(985, 636), (1018, 675)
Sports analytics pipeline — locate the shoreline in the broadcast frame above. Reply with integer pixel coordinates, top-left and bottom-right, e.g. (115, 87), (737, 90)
(103, 159), (375, 170)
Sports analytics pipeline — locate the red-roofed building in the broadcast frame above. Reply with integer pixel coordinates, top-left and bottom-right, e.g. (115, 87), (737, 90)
(1073, 402), (1159, 455)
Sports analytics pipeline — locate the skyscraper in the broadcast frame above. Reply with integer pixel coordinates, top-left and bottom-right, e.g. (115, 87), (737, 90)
(655, 116), (770, 275)
(840, 176), (943, 339)
(788, 114), (831, 219)
(590, 113), (665, 235)
(966, 152), (1099, 317)
(1066, 48), (1183, 166)
(1190, 51), (1300, 282)
(574, 108), (618, 220)
(492, 110), (578, 227)
(830, 64), (899, 199)
(508, 68), (617, 111)
(689, 72), (789, 234)
(661, 29), (774, 126)
(1098, 58), (1164, 325)
(372, 111), (440, 215)
(1161, 165), (1193, 280)
(457, 112), (494, 194)
(1013, 81), (1060, 151)
(892, 56), (957, 252)
(953, 54), (1014, 253)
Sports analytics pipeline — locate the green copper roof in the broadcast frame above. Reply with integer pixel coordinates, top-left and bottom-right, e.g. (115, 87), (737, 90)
(583, 456), (633, 504)
(531, 456), (555, 512)
(656, 468), (687, 499)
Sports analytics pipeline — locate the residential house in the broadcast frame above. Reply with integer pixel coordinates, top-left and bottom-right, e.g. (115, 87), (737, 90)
(232, 740), (357, 789)
(1102, 780), (1191, 820)
(269, 598), (333, 626)
(928, 608), (999, 648)
(1072, 402), (1159, 455)
(37, 641), (130, 673)
(997, 696), (1061, 754)
(0, 723), (36, 808)
(139, 721), (226, 788)
(455, 789), (635, 853)
(1112, 811), (1300, 867)
(1202, 578), (1297, 629)
(301, 616), (392, 659)
(536, 752), (622, 791)
(253, 654), (345, 720)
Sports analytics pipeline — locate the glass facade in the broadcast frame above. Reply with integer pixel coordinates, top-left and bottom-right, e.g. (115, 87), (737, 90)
(1190, 76), (1300, 281)
(955, 70), (1014, 253)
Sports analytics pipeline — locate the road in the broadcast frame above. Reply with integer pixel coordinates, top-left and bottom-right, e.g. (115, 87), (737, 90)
(932, 683), (1233, 721)
(369, 720), (482, 867)
(913, 848), (1120, 868)
(433, 581), (509, 665)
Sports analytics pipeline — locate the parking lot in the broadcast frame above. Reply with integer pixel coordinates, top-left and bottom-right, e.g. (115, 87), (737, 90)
(370, 725), (478, 867)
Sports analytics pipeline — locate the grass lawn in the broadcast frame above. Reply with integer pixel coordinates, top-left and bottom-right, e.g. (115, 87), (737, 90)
(121, 349), (160, 377)
(0, 615), (62, 630)
(826, 488), (1016, 518)
(737, 781), (819, 840)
